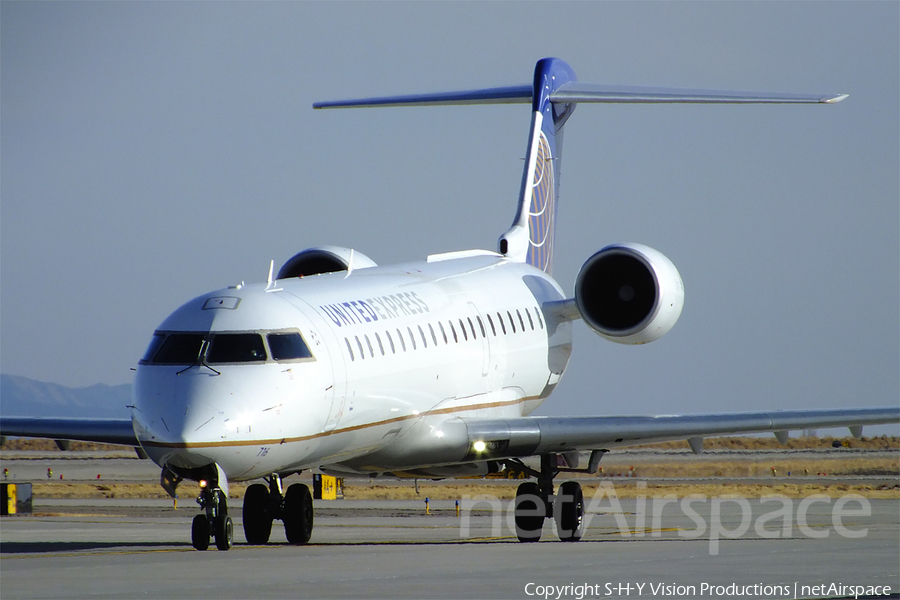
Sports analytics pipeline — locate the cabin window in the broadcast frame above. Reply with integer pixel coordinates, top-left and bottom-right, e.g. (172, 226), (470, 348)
(207, 333), (267, 363)
(486, 314), (497, 336)
(364, 335), (375, 358)
(449, 321), (458, 343)
(345, 338), (355, 361)
(525, 309), (535, 330)
(534, 307), (544, 329)
(438, 322), (448, 344)
(151, 333), (205, 364)
(507, 311), (517, 334)
(428, 323), (439, 346)
(476, 316), (486, 338)
(385, 331), (396, 354)
(497, 313), (507, 335)
(516, 309), (526, 331)
(355, 336), (365, 360)
(267, 332), (313, 361)
(458, 319), (468, 341)
(410, 326), (419, 350)
(467, 317), (477, 339)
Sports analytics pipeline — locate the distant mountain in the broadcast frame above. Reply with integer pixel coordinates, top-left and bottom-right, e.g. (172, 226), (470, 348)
(0, 374), (132, 419)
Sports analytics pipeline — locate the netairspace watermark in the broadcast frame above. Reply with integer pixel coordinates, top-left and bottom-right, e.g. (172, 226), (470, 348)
(458, 482), (873, 555)
(522, 582), (894, 599)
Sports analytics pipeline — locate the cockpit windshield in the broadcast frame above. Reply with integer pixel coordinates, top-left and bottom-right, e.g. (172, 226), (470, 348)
(267, 332), (313, 360)
(141, 329), (314, 365)
(206, 333), (266, 364)
(151, 333), (205, 364)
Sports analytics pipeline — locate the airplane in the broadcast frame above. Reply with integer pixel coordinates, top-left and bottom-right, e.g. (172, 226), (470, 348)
(2, 57), (897, 551)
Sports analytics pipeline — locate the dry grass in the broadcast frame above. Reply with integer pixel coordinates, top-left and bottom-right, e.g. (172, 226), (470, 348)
(27, 480), (899, 502)
(337, 481), (900, 500)
(31, 482), (251, 500)
(579, 482), (900, 500)
(594, 458), (898, 479)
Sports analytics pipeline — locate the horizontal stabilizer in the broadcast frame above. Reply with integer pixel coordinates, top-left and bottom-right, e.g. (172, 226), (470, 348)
(313, 85), (532, 109)
(550, 82), (848, 104)
(315, 82), (846, 110)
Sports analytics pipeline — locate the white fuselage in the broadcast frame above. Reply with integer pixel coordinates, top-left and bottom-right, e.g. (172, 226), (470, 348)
(133, 251), (572, 482)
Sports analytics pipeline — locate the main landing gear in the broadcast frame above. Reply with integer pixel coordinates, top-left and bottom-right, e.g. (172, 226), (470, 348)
(192, 484), (234, 551)
(242, 475), (313, 546)
(511, 451), (605, 543)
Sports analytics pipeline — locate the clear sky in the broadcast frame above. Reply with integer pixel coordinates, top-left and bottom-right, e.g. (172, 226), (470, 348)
(2, 2), (897, 434)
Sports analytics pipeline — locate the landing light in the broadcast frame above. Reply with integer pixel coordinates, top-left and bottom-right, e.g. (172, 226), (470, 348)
(199, 479), (208, 489)
(473, 440), (487, 453)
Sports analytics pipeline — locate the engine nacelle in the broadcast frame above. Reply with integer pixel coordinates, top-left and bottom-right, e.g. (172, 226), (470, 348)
(574, 243), (684, 344)
(277, 245), (377, 279)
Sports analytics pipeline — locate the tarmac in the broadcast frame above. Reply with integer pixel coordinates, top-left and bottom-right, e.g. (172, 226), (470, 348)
(1, 496), (898, 599)
(1, 451), (898, 599)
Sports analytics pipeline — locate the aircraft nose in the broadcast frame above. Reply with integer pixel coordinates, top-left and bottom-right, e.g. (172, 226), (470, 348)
(133, 369), (232, 470)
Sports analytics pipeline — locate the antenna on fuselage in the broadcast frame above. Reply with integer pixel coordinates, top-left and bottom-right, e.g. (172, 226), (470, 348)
(265, 260), (282, 292)
(345, 249), (355, 279)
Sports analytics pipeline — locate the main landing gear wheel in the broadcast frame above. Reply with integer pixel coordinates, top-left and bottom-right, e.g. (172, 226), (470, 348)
(514, 481), (545, 542)
(283, 483), (314, 545)
(242, 483), (273, 545)
(191, 514), (210, 551)
(555, 481), (584, 542)
(509, 452), (605, 543)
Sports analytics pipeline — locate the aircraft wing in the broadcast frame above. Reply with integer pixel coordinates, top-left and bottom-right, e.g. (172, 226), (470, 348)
(460, 407), (900, 460)
(0, 417), (138, 446)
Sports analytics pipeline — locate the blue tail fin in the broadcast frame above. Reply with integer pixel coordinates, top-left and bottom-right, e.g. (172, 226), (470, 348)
(499, 58), (577, 274)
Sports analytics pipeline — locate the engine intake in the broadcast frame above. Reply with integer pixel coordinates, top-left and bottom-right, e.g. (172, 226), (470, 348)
(277, 246), (377, 279)
(575, 243), (683, 344)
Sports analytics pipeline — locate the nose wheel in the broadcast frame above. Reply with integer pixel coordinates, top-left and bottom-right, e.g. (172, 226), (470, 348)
(191, 514), (209, 551)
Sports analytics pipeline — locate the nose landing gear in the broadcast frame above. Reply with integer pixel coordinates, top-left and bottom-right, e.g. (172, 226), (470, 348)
(192, 486), (233, 551)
